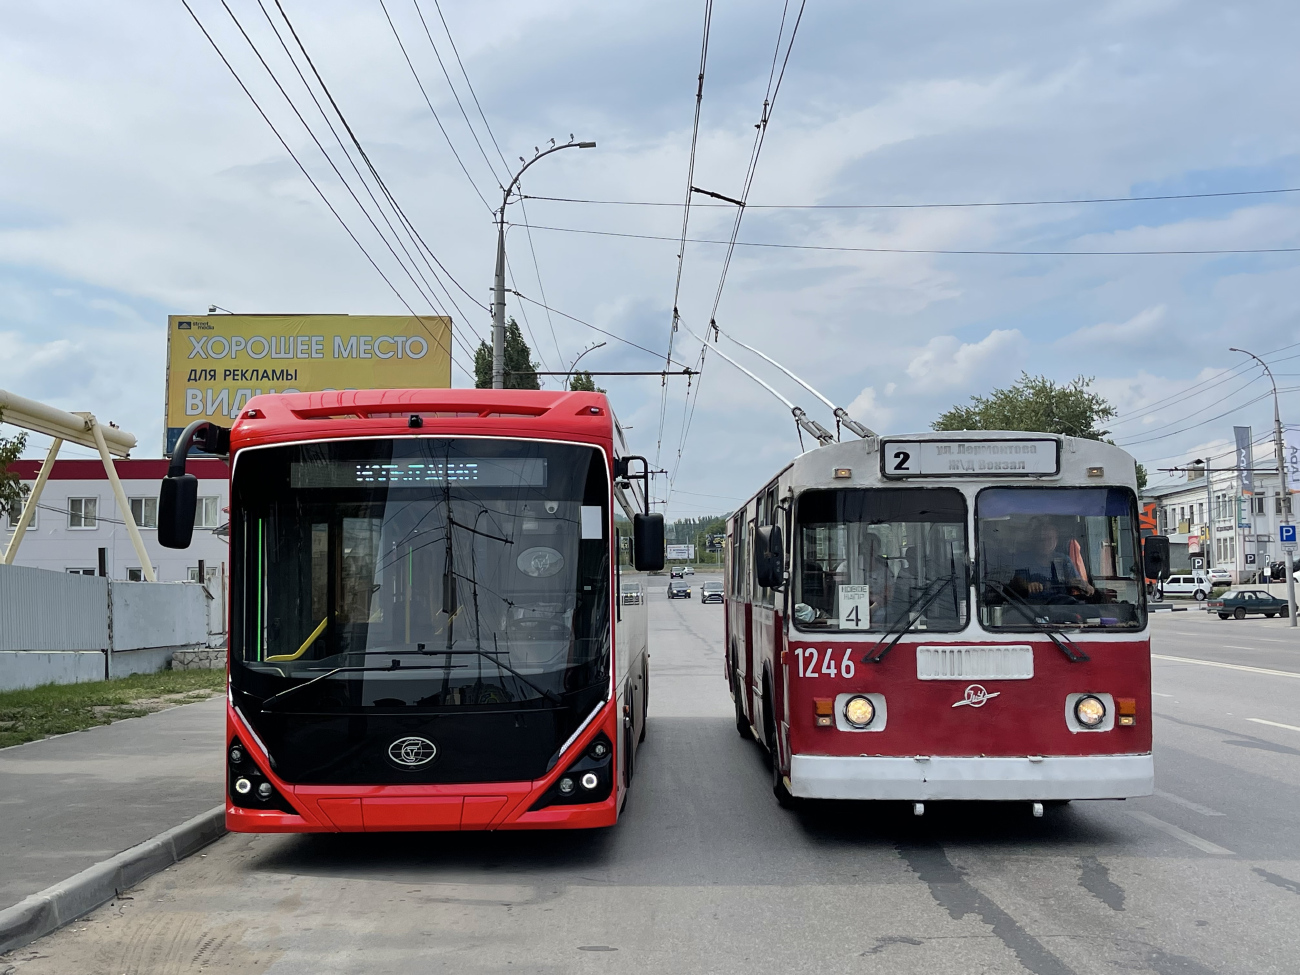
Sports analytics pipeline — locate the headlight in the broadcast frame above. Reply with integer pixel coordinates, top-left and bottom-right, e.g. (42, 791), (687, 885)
(843, 694), (875, 729)
(1074, 695), (1106, 728)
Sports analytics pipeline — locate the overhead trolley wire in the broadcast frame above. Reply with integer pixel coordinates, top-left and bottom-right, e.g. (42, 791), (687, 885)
(180, 0), (470, 375)
(508, 290), (695, 367)
(520, 185), (1300, 210)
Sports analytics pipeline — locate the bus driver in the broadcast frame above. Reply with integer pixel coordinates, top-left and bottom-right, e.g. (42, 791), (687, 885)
(1012, 517), (1095, 600)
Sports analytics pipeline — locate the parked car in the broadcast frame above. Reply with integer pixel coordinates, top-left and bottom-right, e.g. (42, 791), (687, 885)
(1161, 572), (1215, 601)
(1208, 589), (1290, 619)
(668, 579), (691, 599)
(1207, 568), (1232, 585)
(700, 580), (724, 603)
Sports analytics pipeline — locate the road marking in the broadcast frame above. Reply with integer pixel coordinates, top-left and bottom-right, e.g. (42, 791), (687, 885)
(1225, 645), (1264, 651)
(1247, 717), (1300, 734)
(1151, 654), (1300, 680)
(1152, 692), (1174, 698)
(1127, 810), (1234, 855)
(1153, 789), (1225, 817)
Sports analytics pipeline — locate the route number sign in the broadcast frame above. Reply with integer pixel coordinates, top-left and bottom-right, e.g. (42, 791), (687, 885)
(838, 585), (870, 628)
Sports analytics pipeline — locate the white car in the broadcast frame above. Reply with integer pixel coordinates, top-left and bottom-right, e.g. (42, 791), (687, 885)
(1162, 572), (1215, 601)
(1207, 568), (1231, 585)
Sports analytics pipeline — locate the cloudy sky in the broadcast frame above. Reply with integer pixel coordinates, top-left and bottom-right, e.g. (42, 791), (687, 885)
(3, 0), (1299, 518)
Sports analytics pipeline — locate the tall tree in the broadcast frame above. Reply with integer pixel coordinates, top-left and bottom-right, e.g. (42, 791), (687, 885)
(474, 318), (541, 389)
(0, 410), (29, 521)
(568, 370), (605, 393)
(933, 373), (1146, 488)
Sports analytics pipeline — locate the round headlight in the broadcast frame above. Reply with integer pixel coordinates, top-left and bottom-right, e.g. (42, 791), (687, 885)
(233, 777), (252, 795)
(843, 695), (875, 729)
(558, 776), (575, 796)
(1075, 695), (1106, 728)
(580, 772), (599, 790)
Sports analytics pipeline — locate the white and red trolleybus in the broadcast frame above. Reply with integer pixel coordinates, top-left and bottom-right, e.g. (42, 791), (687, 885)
(159, 388), (664, 832)
(725, 431), (1156, 811)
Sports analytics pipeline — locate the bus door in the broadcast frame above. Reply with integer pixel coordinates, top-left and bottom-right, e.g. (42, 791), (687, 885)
(752, 484), (779, 738)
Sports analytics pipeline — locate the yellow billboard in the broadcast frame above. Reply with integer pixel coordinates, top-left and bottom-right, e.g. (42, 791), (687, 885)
(165, 313), (451, 452)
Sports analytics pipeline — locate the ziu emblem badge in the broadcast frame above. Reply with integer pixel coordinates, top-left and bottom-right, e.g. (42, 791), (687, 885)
(952, 684), (999, 709)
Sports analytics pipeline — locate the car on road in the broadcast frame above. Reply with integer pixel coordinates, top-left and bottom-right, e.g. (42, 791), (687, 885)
(1207, 567), (1232, 585)
(699, 580), (723, 603)
(620, 581), (644, 605)
(670, 565), (686, 579)
(683, 565), (695, 575)
(668, 579), (691, 599)
(1162, 571), (1214, 601)
(1208, 589), (1290, 619)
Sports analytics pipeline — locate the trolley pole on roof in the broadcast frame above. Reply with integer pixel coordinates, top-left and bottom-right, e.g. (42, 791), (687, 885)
(1230, 347), (1295, 625)
(492, 138), (596, 389)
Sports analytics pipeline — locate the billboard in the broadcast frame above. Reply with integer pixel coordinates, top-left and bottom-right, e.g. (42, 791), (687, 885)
(165, 314), (451, 453)
(666, 544), (695, 560)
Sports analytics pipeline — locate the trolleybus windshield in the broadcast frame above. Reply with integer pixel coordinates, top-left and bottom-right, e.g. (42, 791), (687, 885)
(977, 487), (1145, 630)
(229, 437), (610, 713)
(793, 487), (968, 632)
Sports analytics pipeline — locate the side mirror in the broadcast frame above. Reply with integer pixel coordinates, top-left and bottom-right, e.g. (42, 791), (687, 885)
(158, 473), (198, 549)
(754, 524), (784, 590)
(632, 513), (665, 572)
(1143, 535), (1170, 582)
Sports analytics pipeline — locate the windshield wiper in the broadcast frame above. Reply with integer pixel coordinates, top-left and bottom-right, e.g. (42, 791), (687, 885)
(416, 645), (562, 705)
(259, 662), (450, 710)
(982, 579), (1089, 662)
(862, 571), (962, 664)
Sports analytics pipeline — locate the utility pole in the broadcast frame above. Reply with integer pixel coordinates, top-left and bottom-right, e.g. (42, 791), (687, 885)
(1231, 347), (1295, 626)
(492, 138), (595, 388)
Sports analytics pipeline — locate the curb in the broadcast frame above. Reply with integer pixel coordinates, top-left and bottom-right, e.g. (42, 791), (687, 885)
(0, 805), (226, 956)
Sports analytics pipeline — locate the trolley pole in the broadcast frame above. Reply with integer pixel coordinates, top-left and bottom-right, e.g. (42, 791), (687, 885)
(491, 139), (595, 388)
(1231, 348), (1295, 626)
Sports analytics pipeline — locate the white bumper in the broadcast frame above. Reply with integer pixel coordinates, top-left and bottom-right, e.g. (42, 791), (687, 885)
(789, 753), (1154, 801)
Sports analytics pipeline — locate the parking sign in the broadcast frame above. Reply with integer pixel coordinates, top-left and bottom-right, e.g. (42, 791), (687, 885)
(1282, 524), (1298, 551)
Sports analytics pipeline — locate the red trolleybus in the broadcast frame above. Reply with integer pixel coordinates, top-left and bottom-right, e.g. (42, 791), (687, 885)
(159, 389), (664, 832)
(725, 431), (1156, 811)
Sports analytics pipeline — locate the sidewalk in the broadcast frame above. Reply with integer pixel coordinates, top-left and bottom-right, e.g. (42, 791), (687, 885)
(0, 695), (224, 913)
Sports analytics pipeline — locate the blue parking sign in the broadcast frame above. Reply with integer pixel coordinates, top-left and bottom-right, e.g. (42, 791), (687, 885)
(1282, 524), (1298, 544)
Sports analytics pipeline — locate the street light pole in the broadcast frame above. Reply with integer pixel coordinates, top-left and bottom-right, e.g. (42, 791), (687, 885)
(1230, 347), (1295, 626)
(1193, 457), (1214, 577)
(563, 341), (606, 389)
(492, 139), (596, 389)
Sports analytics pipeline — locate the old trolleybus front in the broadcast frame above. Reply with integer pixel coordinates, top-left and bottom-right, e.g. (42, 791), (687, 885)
(751, 432), (1155, 807)
(159, 389), (663, 832)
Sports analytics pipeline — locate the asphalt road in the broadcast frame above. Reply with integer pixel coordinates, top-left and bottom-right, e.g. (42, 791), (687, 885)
(5, 591), (1299, 975)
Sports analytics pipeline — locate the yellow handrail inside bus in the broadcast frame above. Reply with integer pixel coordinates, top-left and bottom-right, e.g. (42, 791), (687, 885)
(267, 616), (329, 662)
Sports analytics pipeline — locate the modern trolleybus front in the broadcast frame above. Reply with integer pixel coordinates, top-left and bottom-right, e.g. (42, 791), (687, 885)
(724, 431), (1156, 808)
(159, 388), (664, 832)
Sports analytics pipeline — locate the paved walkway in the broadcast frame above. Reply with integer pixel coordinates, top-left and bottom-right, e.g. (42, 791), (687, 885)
(0, 696), (223, 912)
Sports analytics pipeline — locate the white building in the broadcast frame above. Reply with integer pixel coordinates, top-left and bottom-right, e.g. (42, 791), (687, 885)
(1143, 462), (1292, 582)
(3, 458), (230, 589)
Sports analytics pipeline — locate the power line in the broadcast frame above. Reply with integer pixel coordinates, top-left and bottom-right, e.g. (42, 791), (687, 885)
(520, 185), (1300, 210)
(510, 221), (1300, 257)
(508, 290), (694, 366)
(1119, 388), (1300, 448)
(180, 0), (470, 377)
(428, 0), (513, 178)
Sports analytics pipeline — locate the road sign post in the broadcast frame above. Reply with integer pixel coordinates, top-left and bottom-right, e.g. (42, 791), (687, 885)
(1281, 524), (1297, 627)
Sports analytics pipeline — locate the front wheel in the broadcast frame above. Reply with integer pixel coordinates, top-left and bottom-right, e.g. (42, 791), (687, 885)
(1219, 613), (1230, 620)
(1233, 607), (1246, 620)
(1194, 589), (1207, 601)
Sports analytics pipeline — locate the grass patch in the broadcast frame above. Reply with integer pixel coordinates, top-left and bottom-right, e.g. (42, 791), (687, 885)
(0, 668), (225, 749)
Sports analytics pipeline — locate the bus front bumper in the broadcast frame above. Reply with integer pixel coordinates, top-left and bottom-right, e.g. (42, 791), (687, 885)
(789, 753), (1154, 801)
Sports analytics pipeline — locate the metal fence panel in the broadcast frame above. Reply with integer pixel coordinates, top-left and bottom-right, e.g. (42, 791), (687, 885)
(0, 564), (108, 652)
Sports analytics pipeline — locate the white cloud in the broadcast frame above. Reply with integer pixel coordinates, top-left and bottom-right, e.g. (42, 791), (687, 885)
(905, 328), (1025, 392)
(1059, 304), (1166, 348)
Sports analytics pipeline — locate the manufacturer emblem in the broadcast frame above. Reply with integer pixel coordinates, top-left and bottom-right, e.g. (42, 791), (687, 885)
(952, 684), (1000, 708)
(388, 736), (437, 767)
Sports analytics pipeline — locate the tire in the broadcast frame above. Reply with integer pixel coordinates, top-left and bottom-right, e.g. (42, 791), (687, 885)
(638, 659), (648, 744)
(763, 676), (798, 809)
(1265, 612), (1277, 618)
(1219, 613), (1230, 620)
(1233, 607), (1246, 620)
(1194, 589), (1207, 601)
(1284, 605), (1291, 618)
(623, 722), (635, 788)
(732, 669), (750, 739)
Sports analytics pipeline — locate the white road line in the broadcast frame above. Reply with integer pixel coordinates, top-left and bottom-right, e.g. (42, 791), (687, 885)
(1247, 717), (1300, 734)
(1152, 692), (1174, 698)
(1153, 789), (1225, 817)
(1127, 810), (1234, 856)
(1151, 654), (1300, 680)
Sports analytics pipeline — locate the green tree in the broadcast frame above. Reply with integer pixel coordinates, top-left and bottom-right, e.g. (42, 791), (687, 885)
(474, 318), (541, 389)
(0, 410), (29, 521)
(568, 370), (605, 393)
(932, 373), (1146, 489)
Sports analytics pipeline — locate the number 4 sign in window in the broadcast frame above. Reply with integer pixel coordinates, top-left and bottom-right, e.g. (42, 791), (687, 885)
(839, 585), (870, 628)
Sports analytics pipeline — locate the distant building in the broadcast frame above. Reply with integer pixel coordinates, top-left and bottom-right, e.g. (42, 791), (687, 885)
(3, 458), (229, 587)
(1143, 462), (1291, 581)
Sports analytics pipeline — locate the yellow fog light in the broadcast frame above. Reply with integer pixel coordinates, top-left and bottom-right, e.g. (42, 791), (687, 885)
(1074, 695), (1106, 728)
(843, 695), (876, 729)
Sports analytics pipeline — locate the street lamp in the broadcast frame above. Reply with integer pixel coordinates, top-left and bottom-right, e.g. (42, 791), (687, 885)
(1191, 457), (1214, 575)
(563, 341), (606, 389)
(1230, 346), (1295, 626)
(492, 138), (596, 388)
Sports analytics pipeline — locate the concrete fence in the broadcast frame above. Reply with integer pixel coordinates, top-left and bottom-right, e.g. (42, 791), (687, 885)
(0, 564), (215, 691)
